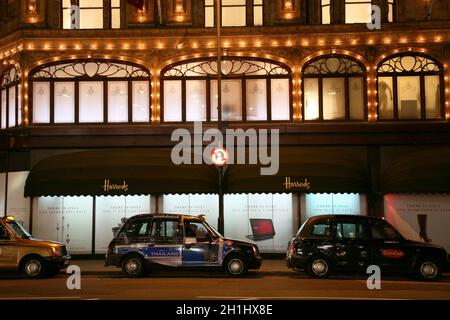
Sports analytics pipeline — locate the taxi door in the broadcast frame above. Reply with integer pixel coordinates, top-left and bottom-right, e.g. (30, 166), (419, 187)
(332, 218), (371, 270)
(0, 223), (16, 269)
(144, 218), (183, 267)
(182, 220), (219, 266)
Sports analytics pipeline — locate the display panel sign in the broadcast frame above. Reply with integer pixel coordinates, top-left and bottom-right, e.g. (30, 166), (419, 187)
(95, 195), (151, 254)
(161, 194), (219, 229)
(33, 196), (93, 254)
(304, 193), (366, 219)
(385, 194), (450, 253)
(224, 193), (296, 253)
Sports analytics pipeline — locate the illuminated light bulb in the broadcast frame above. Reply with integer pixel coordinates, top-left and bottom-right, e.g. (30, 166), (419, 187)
(28, 44), (33, 49)
(351, 39), (357, 45)
(87, 55), (92, 58)
(75, 44), (81, 50)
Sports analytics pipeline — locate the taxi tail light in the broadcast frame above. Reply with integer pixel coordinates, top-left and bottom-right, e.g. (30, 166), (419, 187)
(289, 241), (296, 255)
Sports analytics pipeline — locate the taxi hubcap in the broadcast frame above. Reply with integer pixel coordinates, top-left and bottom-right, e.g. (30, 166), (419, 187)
(421, 262), (438, 278)
(26, 260), (42, 276)
(312, 259), (328, 276)
(126, 259), (140, 274)
(228, 259), (244, 274)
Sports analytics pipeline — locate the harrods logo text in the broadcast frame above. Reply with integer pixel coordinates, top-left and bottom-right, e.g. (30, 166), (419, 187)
(102, 179), (129, 192)
(283, 177), (311, 190)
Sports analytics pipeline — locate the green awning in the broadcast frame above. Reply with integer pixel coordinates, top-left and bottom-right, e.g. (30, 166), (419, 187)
(224, 147), (369, 193)
(25, 148), (219, 196)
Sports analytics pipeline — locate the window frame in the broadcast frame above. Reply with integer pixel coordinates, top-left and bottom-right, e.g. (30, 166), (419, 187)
(320, 0), (331, 24)
(160, 57), (292, 123)
(387, 0), (395, 23)
(301, 55), (368, 122)
(344, 0), (373, 24)
(376, 52), (445, 121)
(204, 0), (264, 27)
(0, 66), (21, 129)
(61, 0), (121, 29)
(29, 59), (152, 125)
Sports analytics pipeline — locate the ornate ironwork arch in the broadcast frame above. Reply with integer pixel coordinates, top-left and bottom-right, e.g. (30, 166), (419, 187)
(302, 55), (365, 75)
(1, 66), (21, 87)
(377, 53), (441, 73)
(31, 60), (150, 79)
(162, 57), (290, 78)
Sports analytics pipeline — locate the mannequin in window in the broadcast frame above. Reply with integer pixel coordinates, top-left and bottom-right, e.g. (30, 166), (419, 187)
(379, 80), (393, 118)
(433, 82), (441, 118)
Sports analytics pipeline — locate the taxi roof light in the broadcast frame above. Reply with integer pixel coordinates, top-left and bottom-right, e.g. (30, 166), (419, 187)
(5, 215), (15, 222)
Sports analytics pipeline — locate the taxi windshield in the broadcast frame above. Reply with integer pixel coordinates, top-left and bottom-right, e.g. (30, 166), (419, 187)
(6, 221), (32, 239)
(204, 221), (222, 239)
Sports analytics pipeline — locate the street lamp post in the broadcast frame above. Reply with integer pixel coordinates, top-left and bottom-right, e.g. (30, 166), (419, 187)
(216, 0), (225, 235)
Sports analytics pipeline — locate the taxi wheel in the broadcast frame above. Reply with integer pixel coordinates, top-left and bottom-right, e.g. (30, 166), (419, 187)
(306, 256), (331, 278)
(21, 256), (46, 278)
(121, 255), (146, 277)
(224, 254), (248, 277)
(416, 259), (441, 281)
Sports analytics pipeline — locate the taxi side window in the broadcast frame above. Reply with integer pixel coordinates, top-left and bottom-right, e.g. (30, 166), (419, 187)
(123, 219), (151, 241)
(0, 224), (10, 240)
(310, 219), (331, 238)
(150, 219), (183, 244)
(185, 221), (211, 242)
(370, 221), (401, 240)
(334, 221), (368, 240)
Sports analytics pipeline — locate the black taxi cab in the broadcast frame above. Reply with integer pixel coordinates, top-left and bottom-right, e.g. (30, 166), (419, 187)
(105, 213), (262, 277)
(286, 215), (450, 281)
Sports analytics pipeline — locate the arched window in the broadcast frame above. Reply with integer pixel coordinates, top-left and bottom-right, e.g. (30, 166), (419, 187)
(161, 57), (291, 122)
(30, 60), (151, 124)
(0, 66), (21, 129)
(302, 55), (367, 121)
(377, 53), (444, 120)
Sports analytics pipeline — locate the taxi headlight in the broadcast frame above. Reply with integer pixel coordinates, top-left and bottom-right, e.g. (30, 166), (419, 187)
(52, 246), (63, 257)
(252, 245), (259, 256)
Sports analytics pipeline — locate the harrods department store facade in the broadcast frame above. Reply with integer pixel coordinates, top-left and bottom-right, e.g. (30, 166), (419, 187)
(1, 0), (450, 255)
